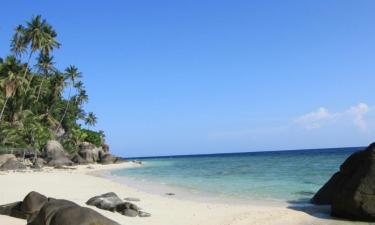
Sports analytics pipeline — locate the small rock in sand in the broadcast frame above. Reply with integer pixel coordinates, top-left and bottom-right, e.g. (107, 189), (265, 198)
(165, 193), (175, 196)
(124, 197), (140, 202)
(138, 211), (151, 217)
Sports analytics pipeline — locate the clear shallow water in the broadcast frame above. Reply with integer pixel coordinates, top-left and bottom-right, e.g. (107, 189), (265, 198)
(111, 147), (363, 202)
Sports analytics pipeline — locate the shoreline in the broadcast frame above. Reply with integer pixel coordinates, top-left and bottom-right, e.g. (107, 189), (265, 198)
(0, 162), (366, 225)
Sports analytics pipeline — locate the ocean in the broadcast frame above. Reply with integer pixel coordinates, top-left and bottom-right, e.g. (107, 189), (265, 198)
(111, 147), (363, 202)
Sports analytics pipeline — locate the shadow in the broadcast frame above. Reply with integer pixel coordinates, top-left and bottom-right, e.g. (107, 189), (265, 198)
(287, 198), (357, 223)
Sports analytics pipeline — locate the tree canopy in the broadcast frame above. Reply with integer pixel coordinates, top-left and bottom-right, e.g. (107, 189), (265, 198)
(0, 15), (104, 154)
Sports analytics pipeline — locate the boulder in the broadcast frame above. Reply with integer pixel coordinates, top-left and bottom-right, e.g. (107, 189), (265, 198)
(100, 154), (120, 165)
(44, 140), (73, 167)
(20, 192), (48, 216)
(0, 192), (120, 225)
(87, 193), (143, 217)
(0, 201), (26, 219)
(33, 158), (46, 169)
(28, 198), (120, 225)
(71, 154), (88, 165)
(116, 202), (139, 217)
(312, 143), (375, 221)
(102, 143), (110, 153)
(78, 142), (104, 163)
(86, 192), (123, 212)
(0, 154), (16, 166)
(0, 159), (27, 170)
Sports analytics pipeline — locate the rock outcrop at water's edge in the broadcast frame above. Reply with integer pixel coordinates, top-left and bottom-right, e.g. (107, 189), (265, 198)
(0, 191), (120, 225)
(311, 142), (375, 221)
(0, 139), (125, 171)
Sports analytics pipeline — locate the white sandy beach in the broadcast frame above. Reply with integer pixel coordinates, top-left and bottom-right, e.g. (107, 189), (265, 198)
(0, 162), (365, 225)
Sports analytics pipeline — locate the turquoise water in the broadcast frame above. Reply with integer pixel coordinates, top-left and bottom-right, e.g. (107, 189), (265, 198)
(111, 147), (362, 202)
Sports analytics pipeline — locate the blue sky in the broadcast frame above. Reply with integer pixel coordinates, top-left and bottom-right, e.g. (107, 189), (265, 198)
(1, 1), (375, 157)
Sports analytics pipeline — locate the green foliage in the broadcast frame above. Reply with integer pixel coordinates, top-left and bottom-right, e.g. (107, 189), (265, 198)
(0, 15), (105, 154)
(81, 129), (102, 147)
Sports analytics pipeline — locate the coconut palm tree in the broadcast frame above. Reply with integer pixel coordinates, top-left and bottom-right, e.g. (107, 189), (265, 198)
(85, 112), (97, 129)
(35, 53), (56, 101)
(0, 56), (24, 123)
(58, 65), (82, 128)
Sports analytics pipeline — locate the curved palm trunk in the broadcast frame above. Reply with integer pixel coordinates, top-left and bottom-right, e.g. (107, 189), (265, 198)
(58, 85), (72, 129)
(19, 51), (34, 112)
(22, 51), (33, 80)
(0, 97), (10, 122)
(36, 75), (47, 101)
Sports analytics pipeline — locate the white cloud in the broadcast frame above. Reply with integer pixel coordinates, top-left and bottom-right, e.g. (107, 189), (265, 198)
(295, 103), (371, 131)
(295, 107), (336, 129)
(347, 103), (370, 130)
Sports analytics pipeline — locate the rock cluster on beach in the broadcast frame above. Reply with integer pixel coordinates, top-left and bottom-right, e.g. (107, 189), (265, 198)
(87, 192), (151, 217)
(0, 191), (120, 225)
(312, 142), (375, 222)
(0, 139), (123, 171)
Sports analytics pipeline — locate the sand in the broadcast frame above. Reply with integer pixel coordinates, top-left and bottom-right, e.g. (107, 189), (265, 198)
(0, 162), (365, 225)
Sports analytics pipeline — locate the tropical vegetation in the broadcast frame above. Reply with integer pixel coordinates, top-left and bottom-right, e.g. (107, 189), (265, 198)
(0, 15), (104, 155)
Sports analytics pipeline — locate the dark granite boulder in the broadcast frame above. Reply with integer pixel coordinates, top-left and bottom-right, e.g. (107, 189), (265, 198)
(311, 143), (375, 221)
(28, 198), (120, 225)
(0, 158), (27, 170)
(20, 191), (48, 217)
(87, 192), (147, 217)
(86, 192), (123, 212)
(116, 202), (139, 217)
(1, 192), (120, 225)
(0, 201), (26, 219)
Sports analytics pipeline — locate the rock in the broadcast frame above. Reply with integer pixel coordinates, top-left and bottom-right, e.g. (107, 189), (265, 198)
(165, 193), (175, 196)
(33, 158), (45, 169)
(120, 209), (138, 217)
(132, 160), (142, 164)
(44, 140), (73, 167)
(24, 159), (33, 167)
(87, 193), (143, 217)
(86, 192), (123, 212)
(0, 154), (16, 166)
(312, 143), (375, 221)
(124, 197), (140, 202)
(20, 191), (48, 216)
(138, 211), (151, 217)
(0, 159), (27, 170)
(0, 201), (26, 219)
(100, 154), (120, 165)
(71, 154), (88, 165)
(47, 158), (73, 167)
(29, 198), (120, 225)
(78, 142), (104, 163)
(1, 192), (120, 225)
(102, 143), (110, 153)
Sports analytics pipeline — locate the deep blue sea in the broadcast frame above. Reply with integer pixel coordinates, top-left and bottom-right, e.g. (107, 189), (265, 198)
(111, 147), (363, 202)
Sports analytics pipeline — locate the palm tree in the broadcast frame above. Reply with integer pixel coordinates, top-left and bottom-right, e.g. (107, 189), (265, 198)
(0, 56), (24, 123)
(10, 25), (27, 58)
(35, 53), (56, 101)
(58, 65), (82, 128)
(0, 72), (17, 122)
(85, 112), (97, 129)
